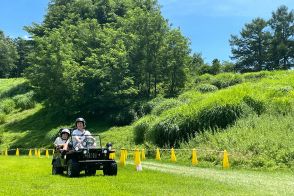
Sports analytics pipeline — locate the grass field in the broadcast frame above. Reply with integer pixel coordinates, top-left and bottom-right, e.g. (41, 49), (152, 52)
(0, 156), (293, 195)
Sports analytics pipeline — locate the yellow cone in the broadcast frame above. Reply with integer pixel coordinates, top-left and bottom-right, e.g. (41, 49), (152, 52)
(134, 149), (142, 171)
(141, 149), (145, 161)
(171, 148), (176, 162)
(45, 149), (49, 158)
(16, 148), (19, 156)
(5, 148), (8, 156)
(223, 150), (230, 169)
(155, 148), (161, 160)
(192, 148), (198, 165)
(28, 149), (32, 157)
(120, 148), (126, 166)
(38, 149), (41, 158)
(34, 148), (38, 157)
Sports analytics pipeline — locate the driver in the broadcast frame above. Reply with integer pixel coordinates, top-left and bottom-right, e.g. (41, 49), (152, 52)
(72, 118), (93, 148)
(54, 128), (70, 151)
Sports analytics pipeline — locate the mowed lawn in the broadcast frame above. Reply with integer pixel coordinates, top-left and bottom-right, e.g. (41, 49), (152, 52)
(0, 156), (293, 196)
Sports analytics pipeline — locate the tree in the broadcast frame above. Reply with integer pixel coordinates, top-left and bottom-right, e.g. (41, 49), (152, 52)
(230, 18), (271, 72)
(0, 31), (19, 78)
(211, 58), (221, 75)
(25, 0), (191, 115)
(12, 37), (33, 77)
(268, 5), (294, 69)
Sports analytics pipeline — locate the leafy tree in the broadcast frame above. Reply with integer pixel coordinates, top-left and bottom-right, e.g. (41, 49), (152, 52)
(268, 5), (294, 69)
(0, 31), (19, 78)
(25, 0), (191, 115)
(12, 37), (33, 77)
(211, 58), (221, 75)
(230, 18), (271, 72)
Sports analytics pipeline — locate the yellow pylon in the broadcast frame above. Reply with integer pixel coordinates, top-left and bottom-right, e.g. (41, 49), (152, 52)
(45, 149), (49, 158)
(141, 148), (145, 161)
(134, 149), (142, 171)
(223, 150), (230, 169)
(28, 149), (32, 157)
(5, 148), (8, 156)
(192, 148), (198, 165)
(155, 148), (161, 160)
(38, 149), (41, 158)
(171, 148), (176, 162)
(34, 148), (38, 157)
(120, 148), (126, 166)
(16, 148), (19, 156)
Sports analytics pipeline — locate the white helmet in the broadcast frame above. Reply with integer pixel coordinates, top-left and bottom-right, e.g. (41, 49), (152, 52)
(61, 128), (70, 135)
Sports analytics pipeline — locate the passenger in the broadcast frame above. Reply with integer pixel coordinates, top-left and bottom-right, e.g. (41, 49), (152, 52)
(54, 128), (70, 151)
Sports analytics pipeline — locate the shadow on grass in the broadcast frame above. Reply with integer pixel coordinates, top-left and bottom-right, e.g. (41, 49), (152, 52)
(0, 82), (32, 99)
(4, 108), (69, 148)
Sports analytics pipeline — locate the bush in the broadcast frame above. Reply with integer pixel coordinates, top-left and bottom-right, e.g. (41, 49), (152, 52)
(151, 99), (182, 116)
(0, 99), (15, 114)
(243, 71), (270, 81)
(144, 97), (166, 114)
(196, 83), (218, 93)
(195, 73), (213, 84)
(133, 115), (156, 144)
(13, 91), (36, 110)
(243, 96), (266, 115)
(211, 73), (243, 89)
(0, 113), (6, 124)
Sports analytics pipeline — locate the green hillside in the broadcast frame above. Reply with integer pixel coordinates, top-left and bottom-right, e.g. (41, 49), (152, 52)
(1, 70), (294, 169)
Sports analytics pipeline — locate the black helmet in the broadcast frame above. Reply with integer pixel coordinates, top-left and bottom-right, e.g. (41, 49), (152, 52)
(75, 117), (86, 127)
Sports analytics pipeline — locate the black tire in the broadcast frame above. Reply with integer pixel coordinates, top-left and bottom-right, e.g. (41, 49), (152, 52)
(67, 159), (80, 177)
(103, 162), (117, 176)
(85, 167), (96, 176)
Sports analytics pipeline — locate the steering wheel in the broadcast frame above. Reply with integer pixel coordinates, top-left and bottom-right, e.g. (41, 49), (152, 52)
(82, 137), (95, 147)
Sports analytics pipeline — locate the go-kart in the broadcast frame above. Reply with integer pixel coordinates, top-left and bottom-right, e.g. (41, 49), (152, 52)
(52, 130), (117, 177)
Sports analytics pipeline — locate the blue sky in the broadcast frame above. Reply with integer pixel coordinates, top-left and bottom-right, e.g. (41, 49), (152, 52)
(0, 0), (293, 63)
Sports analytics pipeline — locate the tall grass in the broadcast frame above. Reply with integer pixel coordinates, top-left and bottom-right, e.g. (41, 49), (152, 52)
(182, 114), (294, 169)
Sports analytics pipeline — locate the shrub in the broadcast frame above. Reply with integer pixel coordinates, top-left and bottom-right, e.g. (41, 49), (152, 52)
(0, 99), (15, 114)
(144, 97), (166, 114)
(211, 73), (243, 89)
(151, 99), (182, 116)
(243, 96), (266, 115)
(13, 91), (36, 110)
(133, 115), (156, 144)
(196, 83), (218, 93)
(195, 73), (214, 84)
(0, 113), (6, 124)
(243, 71), (270, 81)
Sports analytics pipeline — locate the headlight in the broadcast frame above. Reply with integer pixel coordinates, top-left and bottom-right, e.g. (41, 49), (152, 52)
(103, 150), (107, 154)
(83, 150), (88, 154)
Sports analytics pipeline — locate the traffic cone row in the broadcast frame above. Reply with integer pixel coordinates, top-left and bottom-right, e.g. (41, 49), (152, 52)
(1, 146), (229, 169)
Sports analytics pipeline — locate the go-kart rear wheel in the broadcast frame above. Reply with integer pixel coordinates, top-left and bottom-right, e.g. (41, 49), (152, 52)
(67, 159), (80, 177)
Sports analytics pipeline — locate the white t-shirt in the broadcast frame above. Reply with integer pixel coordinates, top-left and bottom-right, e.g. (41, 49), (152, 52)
(54, 137), (68, 146)
(72, 129), (91, 147)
